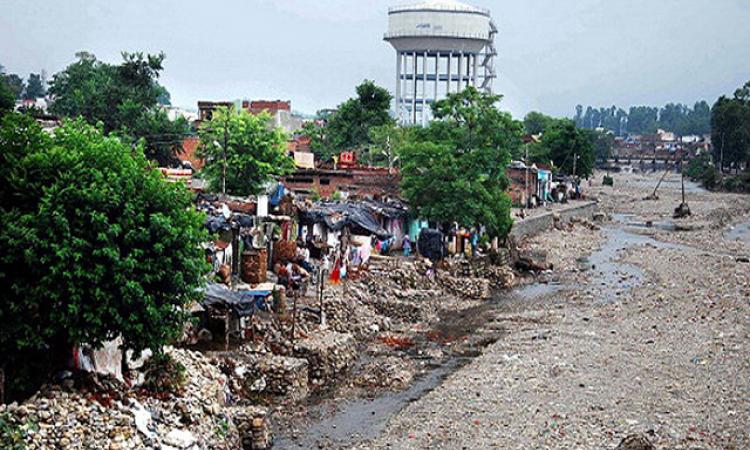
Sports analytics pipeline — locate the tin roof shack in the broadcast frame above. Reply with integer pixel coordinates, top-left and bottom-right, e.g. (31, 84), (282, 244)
(297, 199), (409, 261)
(506, 161), (539, 207)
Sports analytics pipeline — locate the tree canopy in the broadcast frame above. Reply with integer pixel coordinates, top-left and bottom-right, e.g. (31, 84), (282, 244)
(23, 73), (46, 99)
(523, 111), (553, 135)
(0, 77), (14, 117)
(198, 107), (295, 196)
(304, 80), (394, 162)
(0, 113), (208, 400)
(541, 119), (595, 177)
(400, 87), (519, 238)
(48, 51), (187, 166)
(574, 101), (711, 136)
(711, 81), (750, 171)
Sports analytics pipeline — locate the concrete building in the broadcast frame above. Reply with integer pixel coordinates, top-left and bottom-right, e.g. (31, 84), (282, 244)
(242, 100), (305, 133)
(384, 0), (497, 125)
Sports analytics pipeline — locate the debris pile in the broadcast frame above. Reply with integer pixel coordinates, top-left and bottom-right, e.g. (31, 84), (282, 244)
(319, 293), (392, 337)
(437, 275), (491, 300)
(293, 330), (357, 386)
(230, 406), (272, 450)
(241, 354), (309, 403)
(0, 348), (254, 450)
(352, 356), (416, 390)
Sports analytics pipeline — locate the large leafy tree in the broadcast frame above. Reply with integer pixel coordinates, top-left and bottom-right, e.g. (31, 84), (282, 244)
(306, 80), (394, 162)
(539, 119), (595, 177)
(48, 51), (186, 166)
(0, 77), (14, 117)
(0, 114), (208, 400)
(711, 81), (750, 172)
(400, 87), (520, 239)
(0, 64), (25, 100)
(523, 111), (553, 135)
(589, 129), (615, 163)
(23, 73), (46, 99)
(366, 123), (414, 168)
(199, 107), (294, 196)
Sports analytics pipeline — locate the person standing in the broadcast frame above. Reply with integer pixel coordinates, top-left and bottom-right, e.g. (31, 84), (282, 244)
(403, 235), (412, 257)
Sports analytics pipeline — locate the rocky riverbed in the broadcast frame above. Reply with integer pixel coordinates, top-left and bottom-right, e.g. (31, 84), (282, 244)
(362, 171), (750, 449)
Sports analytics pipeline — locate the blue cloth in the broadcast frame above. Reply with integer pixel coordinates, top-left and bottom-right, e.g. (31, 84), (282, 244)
(269, 183), (285, 206)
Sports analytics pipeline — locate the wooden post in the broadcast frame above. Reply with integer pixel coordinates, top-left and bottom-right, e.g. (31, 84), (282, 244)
(225, 310), (231, 351)
(290, 291), (298, 345)
(319, 269), (326, 326)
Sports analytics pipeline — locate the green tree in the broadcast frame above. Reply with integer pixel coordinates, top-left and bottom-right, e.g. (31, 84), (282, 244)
(311, 80), (393, 161)
(199, 107), (294, 196)
(301, 120), (334, 162)
(23, 73), (45, 99)
(366, 123), (414, 168)
(540, 119), (595, 177)
(0, 114), (208, 401)
(711, 82), (750, 172)
(48, 51), (185, 166)
(400, 87), (519, 239)
(0, 78), (14, 118)
(589, 129), (615, 163)
(523, 111), (553, 135)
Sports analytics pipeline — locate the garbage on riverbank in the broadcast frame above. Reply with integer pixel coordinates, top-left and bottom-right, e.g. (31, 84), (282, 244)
(0, 348), (271, 450)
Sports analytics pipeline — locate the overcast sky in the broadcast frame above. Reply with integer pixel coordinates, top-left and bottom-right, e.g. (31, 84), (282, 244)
(2, 0), (749, 118)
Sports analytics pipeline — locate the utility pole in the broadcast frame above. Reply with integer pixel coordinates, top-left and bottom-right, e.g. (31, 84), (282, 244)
(524, 143), (529, 207)
(572, 152), (578, 178)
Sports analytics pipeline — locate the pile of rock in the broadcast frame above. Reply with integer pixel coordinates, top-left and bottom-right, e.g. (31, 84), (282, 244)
(229, 406), (272, 450)
(293, 330), (357, 386)
(353, 356), (415, 390)
(0, 348), (248, 450)
(438, 275), (491, 300)
(319, 292), (392, 337)
(442, 254), (516, 289)
(243, 354), (309, 403)
(213, 351), (309, 404)
(369, 297), (429, 323)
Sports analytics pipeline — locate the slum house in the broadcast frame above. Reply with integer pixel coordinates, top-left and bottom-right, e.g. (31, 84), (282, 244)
(296, 199), (410, 269)
(194, 188), (298, 348)
(506, 161), (540, 207)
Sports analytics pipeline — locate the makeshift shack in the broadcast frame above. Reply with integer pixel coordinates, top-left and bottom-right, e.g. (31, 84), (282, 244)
(196, 282), (280, 349)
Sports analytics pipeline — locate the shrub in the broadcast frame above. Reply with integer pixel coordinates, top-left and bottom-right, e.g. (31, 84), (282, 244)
(141, 353), (187, 396)
(0, 114), (208, 401)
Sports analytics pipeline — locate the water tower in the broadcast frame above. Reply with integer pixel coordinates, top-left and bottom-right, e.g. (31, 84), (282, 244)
(384, 0), (497, 125)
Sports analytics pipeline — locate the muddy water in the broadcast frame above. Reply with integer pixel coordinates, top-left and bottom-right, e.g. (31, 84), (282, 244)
(273, 216), (688, 448)
(583, 214), (688, 302)
(725, 220), (750, 245)
(273, 357), (468, 448)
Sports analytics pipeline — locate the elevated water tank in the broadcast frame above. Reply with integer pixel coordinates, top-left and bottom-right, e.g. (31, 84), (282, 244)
(384, 0), (497, 125)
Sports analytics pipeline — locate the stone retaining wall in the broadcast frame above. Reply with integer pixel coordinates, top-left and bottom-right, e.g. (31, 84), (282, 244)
(510, 201), (598, 240)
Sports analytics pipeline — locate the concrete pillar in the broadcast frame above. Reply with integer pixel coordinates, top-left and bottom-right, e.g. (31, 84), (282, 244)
(422, 51), (427, 125)
(412, 51), (417, 125)
(395, 51), (402, 124)
(434, 52), (439, 106)
(446, 53), (452, 95)
(457, 51), (464, 92)
(472, 53), (478, 87)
